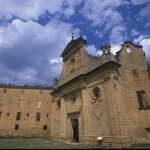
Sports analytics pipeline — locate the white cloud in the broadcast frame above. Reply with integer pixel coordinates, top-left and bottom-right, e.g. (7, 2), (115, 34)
(133, 34), (149, 43)
(110, 44), (122, 55)
(0, 19), (80, 86)
(0, 0), (82, 21)
(131, 29), (139, 36)
(109, 26), (126, 45)
(80, 0), (125, 31)
(139, 4), (150, 27)
(86, 45), (97, 55)
(140, 38), (150, 60)
(131, 0), (150, 5)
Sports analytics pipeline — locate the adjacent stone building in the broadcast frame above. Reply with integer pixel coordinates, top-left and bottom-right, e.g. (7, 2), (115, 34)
(50, 36), (150, 147)
(0, 84), (52, 138)
(0, 35), (150, 148)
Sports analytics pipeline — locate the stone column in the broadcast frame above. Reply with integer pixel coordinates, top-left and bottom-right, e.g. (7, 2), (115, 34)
(60, 95), (67, 142)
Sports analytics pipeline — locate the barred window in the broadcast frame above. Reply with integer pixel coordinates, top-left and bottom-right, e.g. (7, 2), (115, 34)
(36, 113), (40, 121)
(16, 112), (21, 121)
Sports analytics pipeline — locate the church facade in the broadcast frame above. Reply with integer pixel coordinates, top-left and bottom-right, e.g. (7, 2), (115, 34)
(50, 36), (150, 147)
(0, 35), (150, 148)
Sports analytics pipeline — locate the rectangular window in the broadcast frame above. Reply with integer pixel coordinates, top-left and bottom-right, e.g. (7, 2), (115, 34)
(136, 91), (149, 108)
(27, 113), (29, 117)
(21, 90), (25, 94)
(43, 125), (47, 130)
(0, 112), (1, 118)
(7, 113), (10, 116)
(132, 70), (139, 79)
(40, 91), (42, 94)
(37, 101), (42, 109)
(16, 112), (21, 121)
(10, 101), (12, 104)
(0, 100), (4, 107)
(18, 100), (23, 108)
(46, 114), (49, 118)
(15, 125), (19, 130)
(36, 113), (40, 121)
(3, 89), (7, 93)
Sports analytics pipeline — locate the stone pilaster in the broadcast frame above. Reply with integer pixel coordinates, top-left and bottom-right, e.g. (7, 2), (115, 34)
(81, 85), (92, 143)
(59, 94), (67, 142)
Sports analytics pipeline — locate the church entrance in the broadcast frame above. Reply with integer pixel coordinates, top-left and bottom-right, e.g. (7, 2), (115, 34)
(71, 119), (79, 142)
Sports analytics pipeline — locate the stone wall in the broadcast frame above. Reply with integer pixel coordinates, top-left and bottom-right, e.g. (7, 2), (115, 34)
(0, 86), (52, 138)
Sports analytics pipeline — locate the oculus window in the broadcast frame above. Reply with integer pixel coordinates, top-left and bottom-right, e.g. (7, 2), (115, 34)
(92, 87), (101, 100)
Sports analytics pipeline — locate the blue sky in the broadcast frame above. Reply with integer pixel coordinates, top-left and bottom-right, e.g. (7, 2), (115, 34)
(0, 0), (150, 87)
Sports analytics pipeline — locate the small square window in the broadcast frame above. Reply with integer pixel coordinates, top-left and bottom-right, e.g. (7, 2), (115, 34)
(46, 114), (49, 118)
(43, 125), (47, 130)
(3, 89), (7, 93)
(15, 125), (19, 130)
(132, 70), (139, 79)
(21, 90), (25, 94)
(40, 91), (42, 94)
(27, 113), (29, 117)
(10, 101), (12, 104)
(7, 113), (10, 116)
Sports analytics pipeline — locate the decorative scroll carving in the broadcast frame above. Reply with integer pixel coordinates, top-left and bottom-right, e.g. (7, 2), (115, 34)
(113, 73), (119, 80)
(94, 103), (103, 126)
(103, 73), (111, 81)
(52, 97), (61, 103)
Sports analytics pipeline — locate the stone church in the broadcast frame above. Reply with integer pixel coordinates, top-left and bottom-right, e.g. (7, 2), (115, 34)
(0, 35), (150, 148)
(50, 36), (150, 147)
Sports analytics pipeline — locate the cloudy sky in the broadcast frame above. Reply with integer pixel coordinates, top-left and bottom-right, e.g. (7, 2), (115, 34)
(0, 0), (150, 87)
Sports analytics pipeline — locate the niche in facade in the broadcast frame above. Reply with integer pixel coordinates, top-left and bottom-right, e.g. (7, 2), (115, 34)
(18, 100), (23, 108)
(37, 101), (42, 109)
(0, 100), (5, 107)
(56, 101), (61, 110)
(70, 58), (76, 72)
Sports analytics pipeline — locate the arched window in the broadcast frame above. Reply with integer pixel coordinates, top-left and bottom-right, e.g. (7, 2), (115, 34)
(126, 46), (131, 53)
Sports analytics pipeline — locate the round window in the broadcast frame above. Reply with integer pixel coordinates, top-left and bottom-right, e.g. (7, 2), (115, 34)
(71, 95), (76, 103)
(56, 101), (61, 110)
(92, 87), (101, 99)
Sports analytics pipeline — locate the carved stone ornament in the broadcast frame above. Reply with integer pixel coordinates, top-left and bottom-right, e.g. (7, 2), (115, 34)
(113, 73), (119, 80)
(94, 103), (103, 126)
(103, 73), (111, 81)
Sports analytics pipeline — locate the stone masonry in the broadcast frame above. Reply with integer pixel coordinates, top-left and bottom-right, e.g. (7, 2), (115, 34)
(0, 84), (52, 138)
(50, 36), (150, 148)
(0, 35), (150, 148)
